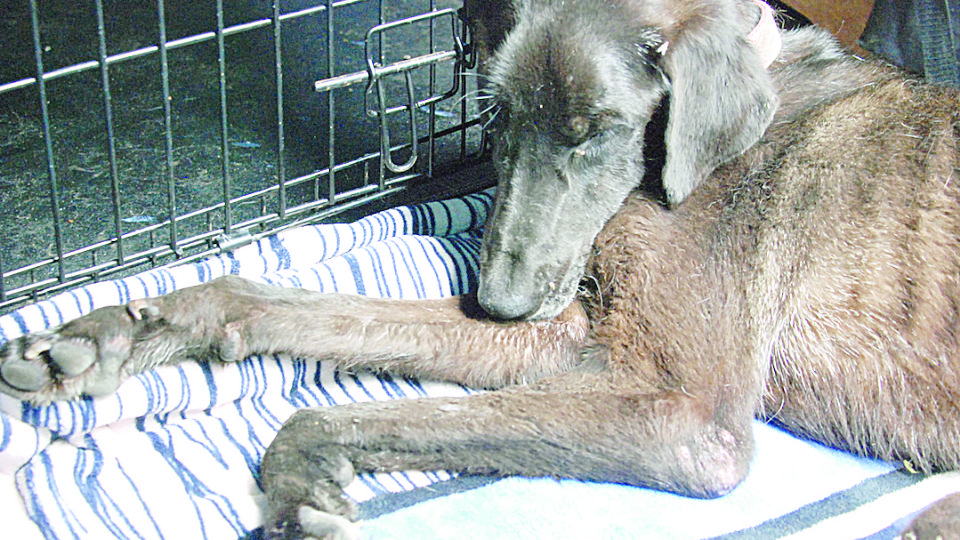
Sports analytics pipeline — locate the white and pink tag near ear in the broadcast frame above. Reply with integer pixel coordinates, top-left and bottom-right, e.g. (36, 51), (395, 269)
(656, 0), (782, 69)
(747, 0), (782, 68)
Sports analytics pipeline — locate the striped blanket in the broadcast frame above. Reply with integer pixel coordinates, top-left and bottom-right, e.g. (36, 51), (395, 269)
(1, 189), (957, 539)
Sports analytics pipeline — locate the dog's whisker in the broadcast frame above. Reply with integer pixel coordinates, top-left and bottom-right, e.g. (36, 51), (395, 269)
(480, 106), (502, 131)
(459, 71), (492, 81)
(447, 88), (497, 111)
(477, 101), (500, 117)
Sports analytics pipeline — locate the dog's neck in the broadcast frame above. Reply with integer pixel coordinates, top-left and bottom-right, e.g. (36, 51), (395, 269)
(747, 0), (781, 68)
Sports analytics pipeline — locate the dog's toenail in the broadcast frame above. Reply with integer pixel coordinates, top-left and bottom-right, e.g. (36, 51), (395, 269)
(24, 340), (52, 360)
(128, 301), (160, 321)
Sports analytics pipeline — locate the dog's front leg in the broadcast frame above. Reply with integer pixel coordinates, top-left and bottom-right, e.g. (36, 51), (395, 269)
(0, 275), (590, 402)
(232, 282), (593, 389)
(260, 373), (755, 539)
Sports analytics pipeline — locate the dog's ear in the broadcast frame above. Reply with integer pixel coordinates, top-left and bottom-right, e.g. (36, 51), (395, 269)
(463, 0), (516, 64)
(659, 4), (778, 205)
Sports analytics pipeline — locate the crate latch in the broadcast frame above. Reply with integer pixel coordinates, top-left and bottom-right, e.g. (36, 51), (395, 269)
(369, 70), (419, 173)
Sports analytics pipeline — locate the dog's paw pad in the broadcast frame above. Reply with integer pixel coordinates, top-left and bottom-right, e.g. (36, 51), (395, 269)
(0, 352), (50, 392)
(48, 340), (98, 377)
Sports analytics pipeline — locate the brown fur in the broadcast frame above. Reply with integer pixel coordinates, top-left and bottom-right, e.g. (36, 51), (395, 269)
(2, 0), (960, 538)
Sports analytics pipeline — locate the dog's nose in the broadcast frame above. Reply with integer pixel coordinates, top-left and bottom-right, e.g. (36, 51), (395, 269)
(476, 282), (543, 320)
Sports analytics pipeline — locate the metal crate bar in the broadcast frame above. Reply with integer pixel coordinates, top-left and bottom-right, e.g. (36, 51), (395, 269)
(0, 1), (373, 95)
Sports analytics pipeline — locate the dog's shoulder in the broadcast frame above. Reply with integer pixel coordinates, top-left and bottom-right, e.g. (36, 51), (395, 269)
(771, 27), (905, 122)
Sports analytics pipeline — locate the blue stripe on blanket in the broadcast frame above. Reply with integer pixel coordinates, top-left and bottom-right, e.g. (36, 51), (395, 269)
(711, 468), (924, 539)
(1, 187), (958, 539)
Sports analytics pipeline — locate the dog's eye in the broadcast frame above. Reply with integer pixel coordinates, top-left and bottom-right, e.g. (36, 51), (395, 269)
(566, 110), (619, 146)
(565, 114), (598, 146)
(568, 115), (590, 139)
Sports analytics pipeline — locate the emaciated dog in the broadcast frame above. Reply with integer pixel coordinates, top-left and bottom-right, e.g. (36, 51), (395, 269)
(2, 0), (960, 537)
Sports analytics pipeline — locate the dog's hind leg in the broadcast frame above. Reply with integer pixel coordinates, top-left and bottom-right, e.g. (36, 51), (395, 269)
(260, 370), (755, 539)
(903, 493), (960, 539)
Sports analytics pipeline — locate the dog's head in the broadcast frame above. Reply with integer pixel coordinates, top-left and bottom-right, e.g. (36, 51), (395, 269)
(466, 0), (778, 320)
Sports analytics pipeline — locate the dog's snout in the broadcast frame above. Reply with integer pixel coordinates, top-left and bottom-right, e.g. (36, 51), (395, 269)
(477, 282), (544, 321)
(477, 242), (550, 320)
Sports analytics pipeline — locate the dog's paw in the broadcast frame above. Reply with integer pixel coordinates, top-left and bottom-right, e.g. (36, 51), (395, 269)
(0, 300), (160, 403)
(261, 415), (360, 540)
(265, 506), (361, 540)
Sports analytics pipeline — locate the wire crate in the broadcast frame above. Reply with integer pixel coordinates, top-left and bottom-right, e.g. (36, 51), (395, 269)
(0, 0), (489, 315)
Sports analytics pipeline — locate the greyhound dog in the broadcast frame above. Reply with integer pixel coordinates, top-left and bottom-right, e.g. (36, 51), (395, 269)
(2, 0), (960, 537)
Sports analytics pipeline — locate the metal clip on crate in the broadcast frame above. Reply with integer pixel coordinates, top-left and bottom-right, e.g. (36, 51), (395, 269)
(313, 8), (465, 174)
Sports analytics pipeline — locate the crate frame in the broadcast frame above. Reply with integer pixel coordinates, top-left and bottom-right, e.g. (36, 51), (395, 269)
(0, 0), (488, 315)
